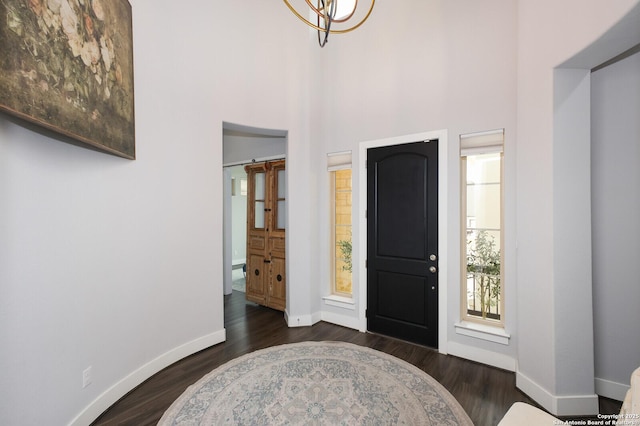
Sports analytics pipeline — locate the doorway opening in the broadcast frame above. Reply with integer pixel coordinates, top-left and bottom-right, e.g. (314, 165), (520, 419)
(222, 122), (287, 306)
(228, 164), (248, 293)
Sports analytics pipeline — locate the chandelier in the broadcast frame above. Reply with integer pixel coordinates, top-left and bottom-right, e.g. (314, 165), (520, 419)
(283, 0), (375, 47)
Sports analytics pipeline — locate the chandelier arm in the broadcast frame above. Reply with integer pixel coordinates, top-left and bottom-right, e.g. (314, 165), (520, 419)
(283, 0), (328, 32)
(282, 0), (374, 34)
(317, 0), (331, 47)
(304, 0), (325, 19)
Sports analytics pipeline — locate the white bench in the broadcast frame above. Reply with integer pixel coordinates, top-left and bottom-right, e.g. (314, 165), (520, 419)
(499, 367), (640, 425)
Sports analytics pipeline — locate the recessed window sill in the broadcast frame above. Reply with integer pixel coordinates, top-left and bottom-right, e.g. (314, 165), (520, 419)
(322, 295), (355, 310)
(454, 321), (510, 345)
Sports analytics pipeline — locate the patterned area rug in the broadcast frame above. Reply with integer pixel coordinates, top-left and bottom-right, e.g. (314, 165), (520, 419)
(159, 341), (473, 425)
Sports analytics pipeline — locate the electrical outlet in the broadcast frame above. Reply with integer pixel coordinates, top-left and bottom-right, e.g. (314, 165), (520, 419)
(82, 366), (92, 388)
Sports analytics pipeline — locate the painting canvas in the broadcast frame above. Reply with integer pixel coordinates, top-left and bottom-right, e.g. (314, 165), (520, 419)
(0, 0), (135, 159)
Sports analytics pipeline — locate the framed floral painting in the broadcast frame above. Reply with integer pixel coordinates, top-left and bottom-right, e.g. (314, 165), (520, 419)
(0, 0), (135, 159)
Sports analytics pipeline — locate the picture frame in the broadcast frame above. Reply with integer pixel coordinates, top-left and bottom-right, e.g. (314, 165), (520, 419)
(0, 0), (135, 159)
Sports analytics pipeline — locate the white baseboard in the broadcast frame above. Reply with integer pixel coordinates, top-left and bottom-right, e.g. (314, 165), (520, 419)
(516, 370), (599, 416)
(232, 258), (246, 267)
(69, 329), (226, 426)
(285, 308), (363, 331)
(320, 310), (362, 331)
(446, 341), (516, 372)
(595, 377), (629, 402)
(556, 393), (600, 416)
(285, 310), (317, 327)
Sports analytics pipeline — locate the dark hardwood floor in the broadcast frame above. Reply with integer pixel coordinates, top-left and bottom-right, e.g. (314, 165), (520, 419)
(92, 290), (621, 425)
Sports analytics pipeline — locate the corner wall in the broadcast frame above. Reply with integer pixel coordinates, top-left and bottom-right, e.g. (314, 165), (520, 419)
(591, 51), (640, 400)
(516, 0), (640, 415)
(0, 1), (315, 424)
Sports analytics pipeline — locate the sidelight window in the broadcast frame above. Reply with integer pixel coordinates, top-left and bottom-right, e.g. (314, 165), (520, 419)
(460, 130), (504, 325)
(328, 152), (353, 297)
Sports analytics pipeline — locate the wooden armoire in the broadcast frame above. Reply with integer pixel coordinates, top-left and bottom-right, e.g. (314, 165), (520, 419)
(244, 160), (286, 311)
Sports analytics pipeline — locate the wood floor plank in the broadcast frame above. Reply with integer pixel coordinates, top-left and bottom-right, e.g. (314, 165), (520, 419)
(92, 291), (620, 426)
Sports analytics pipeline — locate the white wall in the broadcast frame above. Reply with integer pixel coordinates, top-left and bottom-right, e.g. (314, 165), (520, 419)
(516, 0), (640, 415)
(0, 1), (314, 424)
(553, 68), (596, 402)
(592, 51), (640, 400)
(2, 1), (639, 423)
(314, 0), (519, 364)
(313, 0), (640, 414)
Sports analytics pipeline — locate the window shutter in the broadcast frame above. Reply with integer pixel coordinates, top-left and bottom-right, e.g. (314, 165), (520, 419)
(460, 129), (504, 156)
(327, 151), (352, 171)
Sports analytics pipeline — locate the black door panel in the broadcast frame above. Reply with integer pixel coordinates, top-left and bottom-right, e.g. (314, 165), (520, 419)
(376, 271), (427, 325)
(367, 141), (438, 348)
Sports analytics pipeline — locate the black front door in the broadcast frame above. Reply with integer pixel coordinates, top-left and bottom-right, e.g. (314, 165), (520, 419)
(367, 140), (438, 348)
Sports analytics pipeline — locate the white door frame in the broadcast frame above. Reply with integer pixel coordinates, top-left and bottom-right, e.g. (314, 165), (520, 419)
(358, 129), (449, 353)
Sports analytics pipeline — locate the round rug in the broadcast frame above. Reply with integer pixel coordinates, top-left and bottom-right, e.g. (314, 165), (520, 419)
(159, 341), (473, 425)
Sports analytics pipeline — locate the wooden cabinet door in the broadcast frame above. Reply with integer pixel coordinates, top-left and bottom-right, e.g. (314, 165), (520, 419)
(268, 237), (286, 311)
(246, 243), (266, 305)
(245, 165), (268, 306)
(245, 160), (286, 311)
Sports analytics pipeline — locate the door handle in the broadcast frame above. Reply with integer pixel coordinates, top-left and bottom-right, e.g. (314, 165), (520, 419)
(429, 266), (437, 274)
